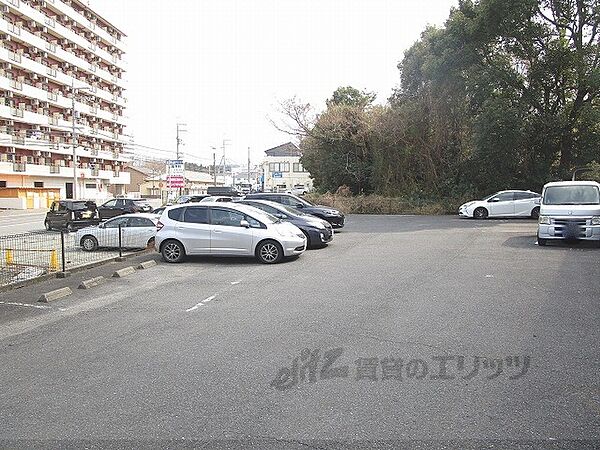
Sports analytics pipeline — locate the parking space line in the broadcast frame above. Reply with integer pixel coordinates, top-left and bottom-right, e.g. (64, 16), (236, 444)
(0, 301), (52, 310)
(186, 295), (216, 312)
(231, 281), (241, 285)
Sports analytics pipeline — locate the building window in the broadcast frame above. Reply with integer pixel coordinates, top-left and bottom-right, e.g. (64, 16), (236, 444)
(34, 181), (44, 188)
(281, 162), (290, 172)
(293, 162), (307, 172)
(85, 183), (96, 189)
(0, 181), (6, 188)
(269, 162), (280, 172)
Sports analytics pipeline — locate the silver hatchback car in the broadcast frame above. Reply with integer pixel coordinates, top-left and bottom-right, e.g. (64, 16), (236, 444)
(155, 202), (307, 264)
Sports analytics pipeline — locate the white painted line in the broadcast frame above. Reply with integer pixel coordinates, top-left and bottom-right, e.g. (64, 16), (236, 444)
(186, 295), (216, 312)
(0, 301), (52, 310)
(231, 281), (241, 285)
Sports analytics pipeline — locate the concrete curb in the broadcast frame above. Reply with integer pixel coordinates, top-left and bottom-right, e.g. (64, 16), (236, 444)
(38, 287), (73, 303)
(78, 276), (106, 290)
(137, 260), (157, 269)
(112, 266), (135, 278)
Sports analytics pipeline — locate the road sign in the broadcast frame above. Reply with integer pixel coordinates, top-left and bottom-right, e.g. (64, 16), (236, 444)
(272, 172), (282, 178)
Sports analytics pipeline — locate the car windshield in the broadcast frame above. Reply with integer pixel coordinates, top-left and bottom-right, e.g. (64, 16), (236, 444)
(279, 204), (307, 216)
(543, 185), (600, 205)
(233, 204), (278, 224)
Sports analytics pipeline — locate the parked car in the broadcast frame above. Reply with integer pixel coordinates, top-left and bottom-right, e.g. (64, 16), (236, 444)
(175, 194), (211, 204)
(458, 190), (541, 219)
(237, 199), (333, 248)
(45, 200), (101, 231)
(199, 196), (235, 203)
(207, 186), (242, 196)
(244, 193), (345, 228)
(286, 184), (310, 195)
(76, 213), (158, 251)
(537, 181), (600, 246)
(152, 206), (166, 216)
(155, 202), (307, 264)
(97, 198), (153, 219)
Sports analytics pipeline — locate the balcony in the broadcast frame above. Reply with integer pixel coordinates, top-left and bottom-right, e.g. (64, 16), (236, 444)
(10, 107), (24, 118)
(91, 168), (99, 176)
(50, 165), (61, 174)
(13, 162), (26, 172)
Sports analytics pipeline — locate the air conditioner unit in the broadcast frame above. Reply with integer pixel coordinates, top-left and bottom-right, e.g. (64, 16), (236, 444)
(32, 74), (39, 80)
(61, 39), (69, 45)
(0, 34), (9, 41)
(7, 147), (16, 154)
(6, 92), (14, 98)
(34, 150), (41, 156)
(29, 21), (37, 28)
(0, 6), (9, 13)
(7, 120), (14, 126)
(43, 151), (51, 157)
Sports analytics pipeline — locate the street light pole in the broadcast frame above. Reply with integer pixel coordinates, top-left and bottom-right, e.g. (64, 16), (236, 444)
(71, 81), (92, 200)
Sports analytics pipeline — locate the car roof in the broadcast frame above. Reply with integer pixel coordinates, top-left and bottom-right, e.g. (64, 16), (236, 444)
(543, 180), (600, 187)
(168, 201), (275, 220)
(108, 213), (158, 220)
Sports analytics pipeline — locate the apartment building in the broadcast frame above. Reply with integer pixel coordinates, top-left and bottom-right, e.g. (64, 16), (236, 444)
(0, 0), (128, 208)
(261, 142), (313, 193)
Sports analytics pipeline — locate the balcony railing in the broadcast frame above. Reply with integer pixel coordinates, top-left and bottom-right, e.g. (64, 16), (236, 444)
(12, 136), (25, 145)
(7, 23), (21, 36)
(13, 163), (26, 172)
(48, 116), (59, 125)
(44, 17), (56, 28)
(45, 42), (57, 53)
(46, 67), (58, 77)
(47, 92), (58, 101)
(50, 165), (61, 174)
(91, 168), (99, 176)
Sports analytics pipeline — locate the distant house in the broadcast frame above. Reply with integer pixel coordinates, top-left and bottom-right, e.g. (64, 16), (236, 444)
(261, 142), (313, 193)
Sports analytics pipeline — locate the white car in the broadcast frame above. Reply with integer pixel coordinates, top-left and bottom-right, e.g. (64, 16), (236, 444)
(459, 190), (541, 219)
(76, 213), (158, 251)
(537, 181), (600, 246)
(155, 202), (307, 264)
(199, 196), (234, 203)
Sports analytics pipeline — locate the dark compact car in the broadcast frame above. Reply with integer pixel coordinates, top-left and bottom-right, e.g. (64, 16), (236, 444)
(97, 198), (153, 219)
(45, 200), (101, 231)
(175, 194), (211, 204)
(237, 199), (333, 248)
(244, 193), (345, 228)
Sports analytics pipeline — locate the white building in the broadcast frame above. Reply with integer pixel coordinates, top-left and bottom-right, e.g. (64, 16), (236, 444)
(261, 142), (312, 193)
(0, 0), (128, 209)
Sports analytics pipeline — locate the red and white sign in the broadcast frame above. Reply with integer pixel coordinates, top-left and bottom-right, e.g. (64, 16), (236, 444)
(167, 176), (184, 188)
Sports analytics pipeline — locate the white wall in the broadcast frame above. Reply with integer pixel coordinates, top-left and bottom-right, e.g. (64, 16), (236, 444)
(0, 198), (26, 210)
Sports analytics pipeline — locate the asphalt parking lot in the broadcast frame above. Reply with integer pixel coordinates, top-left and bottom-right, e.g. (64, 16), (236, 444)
(0, 215), (598, 448)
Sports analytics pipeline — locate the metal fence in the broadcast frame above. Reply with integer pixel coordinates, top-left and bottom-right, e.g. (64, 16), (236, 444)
(0, 225), (151, 288)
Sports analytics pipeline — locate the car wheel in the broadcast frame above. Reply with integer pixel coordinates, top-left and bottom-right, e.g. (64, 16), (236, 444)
(537, 234), (547, 246)
(256, 240), (283, 264)
(301, 230), (312, 248)
(44, 220), (52, 231)
(531, 207), (540, 219)
(81, 235), (98, 251)
(473, 207), (489, 219)
(161, 240), (185, 263)
(146, 237), (155, 249)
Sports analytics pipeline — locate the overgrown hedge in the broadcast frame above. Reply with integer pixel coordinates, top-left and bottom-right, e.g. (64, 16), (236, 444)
(304, 193), (467, 215)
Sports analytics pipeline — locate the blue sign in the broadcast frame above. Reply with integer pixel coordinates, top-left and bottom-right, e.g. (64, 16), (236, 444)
(272, 172), (282, 178)
(259, 175), (264, 183)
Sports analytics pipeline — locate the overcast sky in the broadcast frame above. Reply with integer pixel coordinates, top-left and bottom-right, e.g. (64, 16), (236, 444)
(91, 0), (457, 167)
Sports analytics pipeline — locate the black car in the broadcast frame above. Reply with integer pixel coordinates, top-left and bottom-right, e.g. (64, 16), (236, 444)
(237, 199), (333, 248)
(244, 193), (345, 228)
(97, 198), (153, 219)
(175, 194), (211, 204)
(44, 200), (101, 231)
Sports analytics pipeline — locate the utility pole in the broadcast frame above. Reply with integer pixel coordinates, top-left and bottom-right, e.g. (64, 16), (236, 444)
(71, 80), (92, 200)
(221, 139), (230, 186)
(175, 123), (187, 196)
(212, 151), (217, 186)
(247, 146), (250, 187)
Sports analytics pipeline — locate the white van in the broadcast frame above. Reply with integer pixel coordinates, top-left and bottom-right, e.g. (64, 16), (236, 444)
(537, 180), (600, 246)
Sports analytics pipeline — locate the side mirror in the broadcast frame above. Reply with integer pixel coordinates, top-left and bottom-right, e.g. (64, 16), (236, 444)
(98, 223), (105, 228)
(240, 219), (250, 228)
(295, 203), (304, 208)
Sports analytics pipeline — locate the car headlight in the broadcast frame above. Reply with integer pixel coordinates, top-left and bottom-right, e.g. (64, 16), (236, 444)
(538, 216), (551, 225)
(324, 210), (339, 216)
(591, 216), (600, 225)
